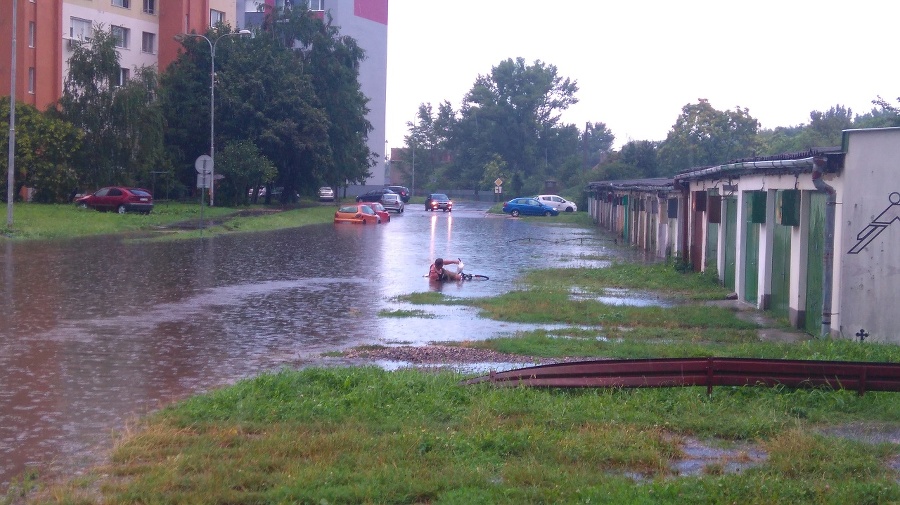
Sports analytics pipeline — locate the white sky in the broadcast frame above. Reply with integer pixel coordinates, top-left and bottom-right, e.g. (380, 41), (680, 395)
(385, 0), (900, 151)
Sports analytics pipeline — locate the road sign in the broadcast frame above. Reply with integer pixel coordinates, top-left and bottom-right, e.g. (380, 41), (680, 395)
(197, 172), (212, 189)
(195, 155), (213, 174)
(494, 185), (502, 194)
(494, 177), (503, 186)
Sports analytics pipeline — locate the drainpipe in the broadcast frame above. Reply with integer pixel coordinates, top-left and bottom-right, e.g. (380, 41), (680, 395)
(812, 156), (836, 338)
(680, 182), (690, 265)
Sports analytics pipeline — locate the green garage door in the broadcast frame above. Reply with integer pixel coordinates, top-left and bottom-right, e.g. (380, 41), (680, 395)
(805, 192), (826, 333)
(724, 197), (737, 291)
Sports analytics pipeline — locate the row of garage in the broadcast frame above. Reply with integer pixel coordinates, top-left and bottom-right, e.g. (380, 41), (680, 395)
(586, 127), (900, 344)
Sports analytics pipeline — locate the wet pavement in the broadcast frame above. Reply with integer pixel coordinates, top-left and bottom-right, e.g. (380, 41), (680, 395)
(0, 200), (640, 488)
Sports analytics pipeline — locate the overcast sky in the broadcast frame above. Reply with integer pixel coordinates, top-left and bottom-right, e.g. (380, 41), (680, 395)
(384, 1), (899, 152)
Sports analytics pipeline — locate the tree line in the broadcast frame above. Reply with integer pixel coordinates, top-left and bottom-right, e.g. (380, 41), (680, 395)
(393, 58), (900, 201)
(1, 5), (374, 206)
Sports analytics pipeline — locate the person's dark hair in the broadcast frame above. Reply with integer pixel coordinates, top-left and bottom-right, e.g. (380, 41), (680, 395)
(434, 258), (444, 268)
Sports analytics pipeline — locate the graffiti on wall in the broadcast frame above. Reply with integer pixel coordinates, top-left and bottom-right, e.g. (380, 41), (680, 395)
(849, 192), (900, 254)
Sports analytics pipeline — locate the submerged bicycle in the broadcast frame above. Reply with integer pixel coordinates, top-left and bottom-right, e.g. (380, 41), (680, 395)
(426, 259), (489, 281)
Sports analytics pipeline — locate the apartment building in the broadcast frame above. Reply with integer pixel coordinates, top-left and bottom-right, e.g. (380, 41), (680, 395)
(0, 0), (237, 111)
(2, 0), (388, 187)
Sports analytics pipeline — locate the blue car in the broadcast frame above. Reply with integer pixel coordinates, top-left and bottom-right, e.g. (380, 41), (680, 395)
(502, 197), (560, 217)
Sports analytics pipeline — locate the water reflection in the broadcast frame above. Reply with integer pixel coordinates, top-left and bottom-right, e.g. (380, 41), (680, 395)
(0, 201), (642, 487)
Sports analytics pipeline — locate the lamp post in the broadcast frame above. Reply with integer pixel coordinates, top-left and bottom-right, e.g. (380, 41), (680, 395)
(7, 0), (18, 227)
(176, 29), (250, 206)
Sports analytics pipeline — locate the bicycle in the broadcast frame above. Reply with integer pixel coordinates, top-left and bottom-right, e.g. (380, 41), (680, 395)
(425, 259), (490, 281)
(452, 259), (489, 281)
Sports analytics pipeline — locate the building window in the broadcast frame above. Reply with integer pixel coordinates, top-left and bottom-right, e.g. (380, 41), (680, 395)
(70, 17), (93, 41)
(143, 0), (156, 14)
(112, 0), (131, 8)
(210, 9), (225, 27)
(141, 32), (155, 53)
(28, 68), (35, 93)
(29, 22), (35, 48)
(307, 0), (324, 11)
(111, 25), (130, 48)
(118, 68), (130, 86)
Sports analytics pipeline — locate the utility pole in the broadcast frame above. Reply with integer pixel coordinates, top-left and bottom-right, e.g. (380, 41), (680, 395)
(7, 0), (18, 227)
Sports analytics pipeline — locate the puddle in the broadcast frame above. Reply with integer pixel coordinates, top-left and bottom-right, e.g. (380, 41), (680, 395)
(673, 437), (766, 477)
(570, 287), (675, 307)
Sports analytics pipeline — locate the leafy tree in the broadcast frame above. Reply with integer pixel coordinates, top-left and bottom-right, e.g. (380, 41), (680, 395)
(400, 102), (453, 192)
(164, 7), (373, 204)
(657, 99), (759, 175)
(582, 121), (615, 169)
(618, 140), (660, 177)
(216, 139), (277, 206)
(448, 58), (579, 194)
(1, 98), (82, 202)
(854, 96), (900, 128)
(57, 27), (162, 190)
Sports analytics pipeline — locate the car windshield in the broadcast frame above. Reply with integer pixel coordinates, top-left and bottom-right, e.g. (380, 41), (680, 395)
(433, 194), (449, 200)
(338, 205), (358, 213)
(130, 189), (151, 197)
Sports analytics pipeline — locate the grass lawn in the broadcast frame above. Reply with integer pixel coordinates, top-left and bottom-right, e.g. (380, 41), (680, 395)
(0, 201), (337, 241)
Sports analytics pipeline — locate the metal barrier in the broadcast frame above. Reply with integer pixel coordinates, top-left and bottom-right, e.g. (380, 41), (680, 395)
(461, 357), (900, 396)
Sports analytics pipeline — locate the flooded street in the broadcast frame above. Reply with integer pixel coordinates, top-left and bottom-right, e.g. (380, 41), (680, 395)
(0, 200), (632, 487)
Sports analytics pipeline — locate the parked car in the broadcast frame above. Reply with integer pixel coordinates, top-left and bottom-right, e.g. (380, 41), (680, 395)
(380, 193), (405, 213)
(356, 188), (396, 202)
(536, 194), (578, 212)
(333, 203), (381, 224)
(502, 197), (559, 217)
(425, 193), (452, 212)
(75, 186), (154, 214)
(318, 186), (335, 202)
(386, 185), (411, 203)
(368, 201), (391, 222)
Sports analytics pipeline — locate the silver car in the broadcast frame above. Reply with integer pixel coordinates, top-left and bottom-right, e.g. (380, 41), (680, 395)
(318, 186), (335, 202)
(380, 193), (404, 213)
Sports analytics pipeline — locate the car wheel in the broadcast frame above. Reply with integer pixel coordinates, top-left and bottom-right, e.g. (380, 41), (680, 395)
(117, 205), (126, 214)
(565, 207), (574, 212)
(511, 209), (520, 217)
(77, 202), (88, 209)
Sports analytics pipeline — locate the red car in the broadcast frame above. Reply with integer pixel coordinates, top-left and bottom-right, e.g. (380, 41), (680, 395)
(333, 203), (381, 224)
(75, 186), (154, 214)
(368, 201), (391, 223)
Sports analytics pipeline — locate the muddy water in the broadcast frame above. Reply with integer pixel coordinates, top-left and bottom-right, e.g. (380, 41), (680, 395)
(0, 201), (642, 487)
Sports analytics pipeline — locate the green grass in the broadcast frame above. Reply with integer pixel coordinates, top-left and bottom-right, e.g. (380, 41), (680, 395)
(0, 201), (336, 241)
(28, 367), (900, 504)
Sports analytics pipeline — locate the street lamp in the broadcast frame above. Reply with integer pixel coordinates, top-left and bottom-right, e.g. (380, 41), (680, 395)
(176, 29), (251, 206)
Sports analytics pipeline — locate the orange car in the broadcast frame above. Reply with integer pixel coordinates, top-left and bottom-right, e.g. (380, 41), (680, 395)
(334, 203), (381, 224)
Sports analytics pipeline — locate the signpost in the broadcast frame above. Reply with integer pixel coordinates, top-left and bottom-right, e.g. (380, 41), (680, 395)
(195, 155), (212, 232)
(494, 178), (503, 201)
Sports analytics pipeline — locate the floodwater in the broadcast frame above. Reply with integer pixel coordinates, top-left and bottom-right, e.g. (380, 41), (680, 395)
(0, 200), (645, 487)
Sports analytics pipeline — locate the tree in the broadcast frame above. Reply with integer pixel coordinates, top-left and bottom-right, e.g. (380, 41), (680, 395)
(853, 96), (900, 128)
(657, 99), (759, 175)
(447, 58), (579, 194)
(163, 7), (373, 204)
(216, 139), (277, 206)
(57, 27), (162, 190)
(582, 121), (615, 169)
(618, 140), (660, 178)
(1, 98), (82, 202)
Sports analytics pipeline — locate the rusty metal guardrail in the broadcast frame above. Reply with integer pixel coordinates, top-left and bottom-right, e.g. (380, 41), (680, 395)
(461, 357), (900, 396)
